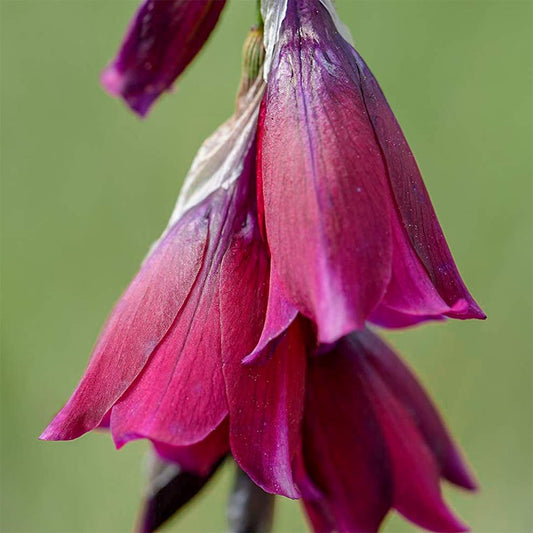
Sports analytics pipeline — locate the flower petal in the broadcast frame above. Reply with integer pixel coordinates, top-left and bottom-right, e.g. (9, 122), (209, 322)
(40, 209), (209, 441)
(302, 331), (470, 532)
(219, 217), (306, 499)
(110, 181), (250, 448)
(369, 306), (446, 329)
(350, 330), (477, 490)
(371, 215), (470, 326)
(102, 0), (227, 116)
(303, 339), (392, 532)
(243, 265), (298, 366)
(358, 361), (469, 532)
(351, 50), (485, 320)
(261, 0), (393, 343)
(224, 321), (307, 500)
(154, 418), (229, 476)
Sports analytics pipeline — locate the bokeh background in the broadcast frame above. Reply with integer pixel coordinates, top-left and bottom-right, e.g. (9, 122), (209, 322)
(1, 0), (531, 531)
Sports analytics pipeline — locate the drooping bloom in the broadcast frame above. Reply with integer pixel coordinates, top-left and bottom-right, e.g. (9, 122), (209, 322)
(134, 327), (477, 533)
(299, 329), (476, 533)
(42, 1), (485, 531)
(258, 0), (485, 344)
(41, 74), (269, 470)
(43, 55), (308, 499)
(102, 0), (227, 115)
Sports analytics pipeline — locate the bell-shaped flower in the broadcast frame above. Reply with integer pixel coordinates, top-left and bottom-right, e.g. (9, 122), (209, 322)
(126, 323), (477, 533)
(258, 0), (485, 344)
(299, 328), (476, 533)
(102, 0), (227, 116)
(42, 61), (309, 500)
(41, 75), (279, 480)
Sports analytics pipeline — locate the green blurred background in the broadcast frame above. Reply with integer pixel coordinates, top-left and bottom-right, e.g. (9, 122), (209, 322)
(1, 0), (531, 531)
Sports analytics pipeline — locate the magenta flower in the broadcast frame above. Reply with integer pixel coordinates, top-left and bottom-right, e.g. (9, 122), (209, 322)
(102, 0), (227, 116)
(257, 0), (485, 345)
(300, 329), (476, 533)
(41, 78), (268, 469)
(42, 1), (485, 531)
(132, 325), (477, 533)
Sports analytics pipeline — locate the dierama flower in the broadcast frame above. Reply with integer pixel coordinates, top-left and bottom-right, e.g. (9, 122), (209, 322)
(135, 327), (477, 533)
(42, 1), (485, 532)
(257, 0), (485, 345)
(43, 40), (309, 499)
(41, 72), (268, 469)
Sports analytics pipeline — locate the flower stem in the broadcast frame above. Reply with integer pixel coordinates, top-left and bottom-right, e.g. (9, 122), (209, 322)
(256, 0), (263, 28)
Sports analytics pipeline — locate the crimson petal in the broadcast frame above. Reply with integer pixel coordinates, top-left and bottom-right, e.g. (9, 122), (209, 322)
(301, 330), (470, 532)
(110, 153), (257, 448)
(243, 266), (298, 366)
(349, 330), (477, 490)
(303, 338), (392, 532)
(40, 209), (209, 441)
(358, 360), (468, 532)
(219, 207), (306, 499)
(351, 50), (485, 320)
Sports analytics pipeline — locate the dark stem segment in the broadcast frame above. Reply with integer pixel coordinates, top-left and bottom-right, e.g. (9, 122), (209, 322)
(227, 466), (276, 533)
(138, 454), (226, 533)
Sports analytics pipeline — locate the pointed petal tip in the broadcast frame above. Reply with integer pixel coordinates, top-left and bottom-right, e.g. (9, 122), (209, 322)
(100, 66), (151, 118)
(446, 298), (486, 321)
(242, 470), (301, 501)
(398, 501), (471, 533)
(448, 463), (479, 492)
(241, 348), (269, 366)
(38, 428), (80, 442)
(100, 65), (123, 97)
(39, 413), (92, 442)
(38, 427), (55, 441)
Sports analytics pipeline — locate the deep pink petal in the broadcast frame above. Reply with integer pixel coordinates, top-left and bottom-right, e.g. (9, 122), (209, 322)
(303, 339), (392, 532)
(110, 256), (226, 447)
(109, 140), (260, 448)
(110, 174), (255, 448)
(40, 209), (209, 441)
(350, 330), (477, 490)
(302, 330), (470, 532)
(358, 360), (468, 532)
(219, 208), (305, 498)
(102, 0), (227, 116)
(224, 321), (307, 500)
(369, 306), (446, 329)
(379, 215), (468, 316)
(219, 211), (306, 499)
(351, 50), (485, 320)
(243, 266), (298, 365)
(261, 0), (393, 343)
(302, 499), (336, 533)
(154, 419), (229, 476)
